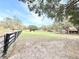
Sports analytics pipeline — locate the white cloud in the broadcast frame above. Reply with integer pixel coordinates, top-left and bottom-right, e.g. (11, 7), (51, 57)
(0, 16), (3, 21)
(0, 9), (42, 26)
(60, 0), (68, 4)
(25, 12), (43, 26)
(27, 12), (54, 26)
(18, 2), (30, 13)
(0, 2), (54, 26)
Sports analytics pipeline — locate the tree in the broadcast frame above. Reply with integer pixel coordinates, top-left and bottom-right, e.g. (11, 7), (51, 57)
(40, 25), (47, 31)
(65, 0), (79, 25)
(0, 17), (25, 30)
(40, 25), (53, 32)
(64, 0), (79, 33)
(19, 0), (62, 20)
(52, 20), (73, 33)
(0, 17), (14, 29)
(28, 25), (38, 31)
(19, 0), (79, 26)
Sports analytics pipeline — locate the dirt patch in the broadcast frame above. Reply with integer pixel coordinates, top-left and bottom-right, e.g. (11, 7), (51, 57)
(8, 39), (79, 59)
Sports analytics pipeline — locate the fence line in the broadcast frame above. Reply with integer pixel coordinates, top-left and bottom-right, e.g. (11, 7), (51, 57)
(0, 30), (22, 57)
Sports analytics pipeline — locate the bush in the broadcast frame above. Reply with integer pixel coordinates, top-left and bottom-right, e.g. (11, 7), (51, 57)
(28, 25), (38, 32)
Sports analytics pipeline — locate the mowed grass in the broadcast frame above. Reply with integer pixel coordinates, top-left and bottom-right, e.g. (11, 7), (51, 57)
(20, 31), (79, 40)
(22, 31), (57, 37)
(22, 31), (60, 39)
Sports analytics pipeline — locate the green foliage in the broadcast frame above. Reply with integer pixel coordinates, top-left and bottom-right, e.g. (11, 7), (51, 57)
(40, 25), (47, 31)
(65, 1), (79, 26)
(68, 9), (79, 25)
(28, 25), (38, 31)
(19, 0), (61, 18)
(19, 0), (79, 26)
(19, 0), (66, 22)
(52, 21), (73, 32)
(41, 25), (53, 31)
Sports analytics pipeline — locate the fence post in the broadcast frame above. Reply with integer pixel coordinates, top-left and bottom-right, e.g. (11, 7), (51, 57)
(3, 34), (10, 56)
(2, 31), (22, 56)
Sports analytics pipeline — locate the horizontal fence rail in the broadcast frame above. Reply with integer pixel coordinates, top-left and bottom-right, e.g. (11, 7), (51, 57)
(0, 30), (22, 57)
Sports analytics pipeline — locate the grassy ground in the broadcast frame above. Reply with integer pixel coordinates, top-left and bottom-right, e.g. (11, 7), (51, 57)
(8, 31), (79, 59)
(22, 31), (58, 37)
(1, 29), (79, 59)
(21, 31), (79, 40)
(0, 29), (79, 40)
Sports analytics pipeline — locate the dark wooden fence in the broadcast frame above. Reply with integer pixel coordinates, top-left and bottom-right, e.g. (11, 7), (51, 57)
(0, 30), (22, 57)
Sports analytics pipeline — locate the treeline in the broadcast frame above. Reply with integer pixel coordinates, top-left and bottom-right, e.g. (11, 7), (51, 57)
(0, 17), (27, 30)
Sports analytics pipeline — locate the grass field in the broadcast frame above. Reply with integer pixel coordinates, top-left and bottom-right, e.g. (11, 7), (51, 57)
(9, 31), (79, 59)
(20, 31), (79, 40)
(0, 30), (79, 40)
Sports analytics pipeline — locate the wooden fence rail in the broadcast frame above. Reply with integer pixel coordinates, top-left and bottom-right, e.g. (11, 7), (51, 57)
(0, 30), (22, 57)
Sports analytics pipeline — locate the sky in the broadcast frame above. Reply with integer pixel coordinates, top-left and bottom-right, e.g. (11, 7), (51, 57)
(0, 0), (67, 27)
(60, 0), (68, 4)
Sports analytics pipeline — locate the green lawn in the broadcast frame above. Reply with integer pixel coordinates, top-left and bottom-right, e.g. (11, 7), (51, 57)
(20, 31), (79, 40)
(20, 31), (65, 40)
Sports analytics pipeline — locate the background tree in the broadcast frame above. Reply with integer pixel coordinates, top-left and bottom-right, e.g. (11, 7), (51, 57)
(28, 25), (38, 32)
(0, 16), (26, 30)
(52, 21), (73, 33)
(40, 25), (48, 31)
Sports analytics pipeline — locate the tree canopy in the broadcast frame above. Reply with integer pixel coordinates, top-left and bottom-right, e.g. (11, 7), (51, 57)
(19, 0), (61, 18)
(19, 0), (79, 25)
(28, 25), (38, 31)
